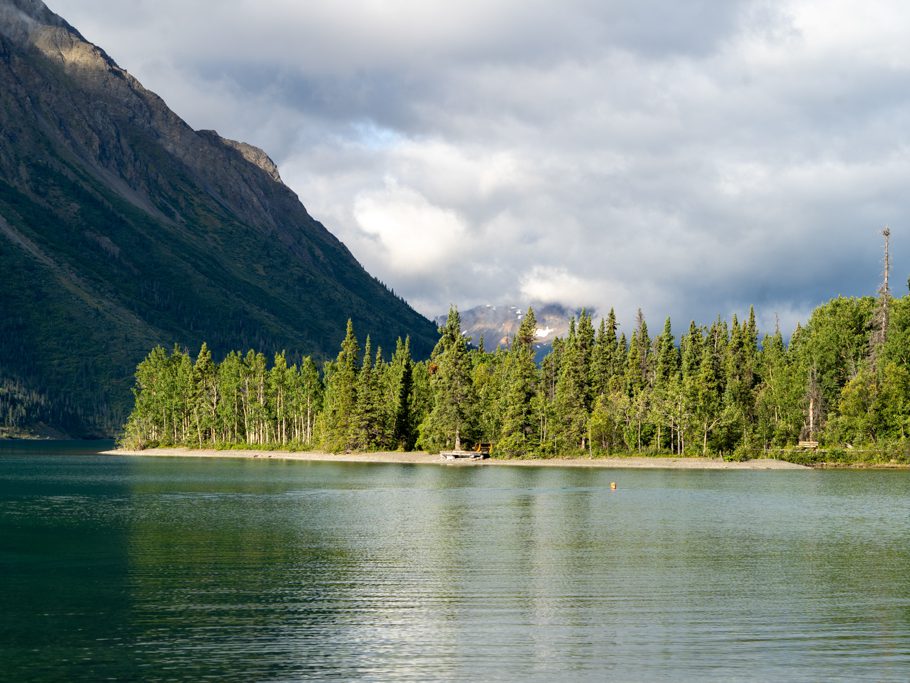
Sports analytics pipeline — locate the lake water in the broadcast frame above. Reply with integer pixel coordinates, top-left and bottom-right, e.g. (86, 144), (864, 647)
(2, 442), (910, 681)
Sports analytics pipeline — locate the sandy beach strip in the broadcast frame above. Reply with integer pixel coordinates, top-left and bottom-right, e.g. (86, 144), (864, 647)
(102, 448), (809, 469)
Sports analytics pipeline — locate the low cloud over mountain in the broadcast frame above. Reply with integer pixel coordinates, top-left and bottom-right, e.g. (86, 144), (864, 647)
(48, 0), (910, 334)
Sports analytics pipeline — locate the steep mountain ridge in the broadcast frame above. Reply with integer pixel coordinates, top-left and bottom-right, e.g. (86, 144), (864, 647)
(0, 0), (437, 436)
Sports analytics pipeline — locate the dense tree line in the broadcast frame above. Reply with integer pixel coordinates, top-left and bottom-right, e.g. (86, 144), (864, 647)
(0, 374), (105, 438)
(123, 291), (910, 457)
(1, 377), (51, 437)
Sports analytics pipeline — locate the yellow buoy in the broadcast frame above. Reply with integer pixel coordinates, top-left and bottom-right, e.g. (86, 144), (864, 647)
(610, 482), (617, 490)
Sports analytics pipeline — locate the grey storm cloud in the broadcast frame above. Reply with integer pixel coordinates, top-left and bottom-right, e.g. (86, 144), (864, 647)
(46, 0), (910, 335)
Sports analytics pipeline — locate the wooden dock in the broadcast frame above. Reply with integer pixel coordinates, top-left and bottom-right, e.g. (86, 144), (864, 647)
(440, 443), (492, 461)
(440, 450), (489, 461)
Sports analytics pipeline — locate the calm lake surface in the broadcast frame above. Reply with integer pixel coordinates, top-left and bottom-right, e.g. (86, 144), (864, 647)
(2, 442), (910, 681)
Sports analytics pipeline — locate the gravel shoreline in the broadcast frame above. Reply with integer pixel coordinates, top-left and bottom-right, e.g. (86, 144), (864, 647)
(103, 448), (810, 469)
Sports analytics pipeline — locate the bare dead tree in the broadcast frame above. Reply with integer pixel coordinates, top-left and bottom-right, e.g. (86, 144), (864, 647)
(870, 226), (892, 365)
(801, 365), (823, 442)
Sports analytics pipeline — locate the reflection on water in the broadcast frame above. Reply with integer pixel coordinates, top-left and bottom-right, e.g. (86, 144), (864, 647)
(1, 450), (910, 681)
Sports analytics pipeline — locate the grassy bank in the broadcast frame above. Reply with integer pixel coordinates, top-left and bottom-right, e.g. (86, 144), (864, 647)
(763, 447), (910, 468)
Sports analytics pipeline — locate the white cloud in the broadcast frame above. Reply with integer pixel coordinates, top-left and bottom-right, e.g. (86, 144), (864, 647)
(352, 180), (468, 274)
(520, 266), (593, 308)
(45, 0), (910, 331)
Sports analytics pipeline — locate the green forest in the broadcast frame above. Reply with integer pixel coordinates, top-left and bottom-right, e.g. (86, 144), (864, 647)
(121, 289), (910, 464)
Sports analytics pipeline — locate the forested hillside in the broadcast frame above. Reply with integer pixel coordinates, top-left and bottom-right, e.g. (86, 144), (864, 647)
(0, 0), (436, 437)
(122, 289), (910, 461)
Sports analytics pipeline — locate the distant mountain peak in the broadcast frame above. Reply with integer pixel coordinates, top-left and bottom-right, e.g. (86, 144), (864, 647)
(439, 302), (591, 350)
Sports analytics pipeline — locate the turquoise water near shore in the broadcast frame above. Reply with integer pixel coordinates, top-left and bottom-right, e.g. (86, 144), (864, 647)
(2, 442), (909, 681)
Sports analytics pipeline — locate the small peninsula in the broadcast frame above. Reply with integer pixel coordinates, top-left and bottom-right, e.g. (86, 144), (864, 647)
(120, 286), (910, 469)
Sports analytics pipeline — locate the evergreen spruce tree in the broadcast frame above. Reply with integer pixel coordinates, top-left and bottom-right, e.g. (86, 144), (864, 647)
(536, 337), (562, 454)
(654, 318), (679, 385)
(694, 322), (725, 455)
(622, 309), (652, 451)
(351, 337), (385, 450)
(592, 308), (621, 398)
(373, 346), (395, 448)
(498, 307), (540, 456)
(650, 317), (679, 452)
(678, 322), (704, 454)
(418, 307), (478, 451)
(320, 319), (360, 451)
(593, 318), (610, 398)
(576, 310), (596, 408)
(590, 313), (628, 455)
(723, 313), (760, 453)
(410, 360), (433, 444)
(473, 346), (506, 447)
(754, 326), (803, 448)
(554, 318), (592, 452)
(389, 337), (416, 450)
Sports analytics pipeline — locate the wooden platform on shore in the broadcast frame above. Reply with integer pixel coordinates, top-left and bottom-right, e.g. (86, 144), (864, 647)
(440, 450), (490, 461)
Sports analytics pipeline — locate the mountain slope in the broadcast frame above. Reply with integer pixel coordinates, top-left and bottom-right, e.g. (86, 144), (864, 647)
(0, 0), (437, 437)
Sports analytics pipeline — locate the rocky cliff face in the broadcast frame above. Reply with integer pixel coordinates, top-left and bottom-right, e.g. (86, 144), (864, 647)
(0, 0), (437, 436)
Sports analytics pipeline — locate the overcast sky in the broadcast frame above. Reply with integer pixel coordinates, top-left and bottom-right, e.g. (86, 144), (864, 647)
(47, 0), (910, 334)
